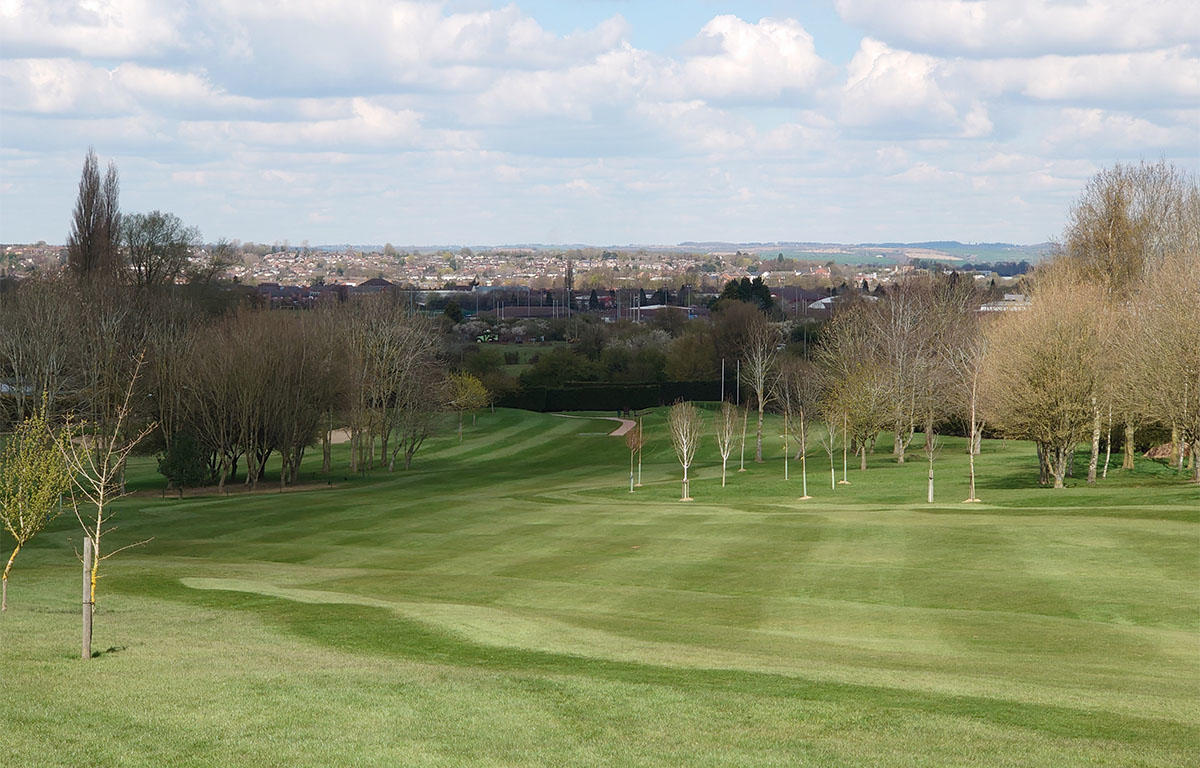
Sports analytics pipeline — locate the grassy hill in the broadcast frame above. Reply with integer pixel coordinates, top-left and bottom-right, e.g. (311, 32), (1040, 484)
(2, 408), (1196, 767)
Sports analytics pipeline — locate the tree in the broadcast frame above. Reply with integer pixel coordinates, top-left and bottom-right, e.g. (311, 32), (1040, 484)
(1123, 248), (1200, 482)
(157, 431), (209, 497)
(815, 302), (890, 472)
(943, 312), (987, 502)
(0, 277), (76, 423)
(625, 420), (644, 492)
(668, 401), (704, 501)
(740, 318), (780, 462)
(124, 211), (202, 289)
(447, 372), (489, 443)
(923, 432), (941, 503)
(774, 358), (818, 499)
(714, 401), (738, 487)
(59, 353), (156, 658)
(0, 403), (71, 611)
(980, 268), (1106, 488)
(66, 148), (121, 277)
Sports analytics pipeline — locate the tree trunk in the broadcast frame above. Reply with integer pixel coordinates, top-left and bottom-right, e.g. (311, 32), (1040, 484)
(322, 413), (332, 473)
(859, 444), (867, 471)
(966, 385), (979, 501)
(721, 457), (727, 487)
(2, 543), (18, 612)
(754, 402), (764, 462)
(1192, 438), (1200, 483)
(1053, 446), (1067, 489)
(893, 425), (906, 463)
(799, 411), (809, 499)
(81, 538), (93, 660)
(783, 412), (789, 481)
(1123, 423), (1135, 469)
(927, 454), (934, 503)
(738, 407), (747, 472)
(1102, 405), (1112, 479)
(1087, 397), (1100, 485)
(1036, 442), (1050, 486)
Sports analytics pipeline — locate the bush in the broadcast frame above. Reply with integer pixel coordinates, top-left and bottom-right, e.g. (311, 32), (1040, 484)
(157, 432), (210, 496)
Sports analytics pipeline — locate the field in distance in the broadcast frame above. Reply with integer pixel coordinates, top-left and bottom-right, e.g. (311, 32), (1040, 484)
(2, 408), (1196, 767)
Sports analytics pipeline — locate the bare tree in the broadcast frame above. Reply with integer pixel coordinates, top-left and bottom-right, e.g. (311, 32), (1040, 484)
(668, 401), (705, 501)
(0, 403), (71, 611)
(123, 211), (202, 290)
(1124, 247), (1200, 482)
(713, 401), (738, 487)
(625, 420), (645, 492)
(740, 318), (779, 462)
(818, 402), (840, 491)
(815, 302), (890, 474)
(0, 277), (77, 423)
(943, 313), (987, 502)
(924, 432), (942, 503)
(59, 353), (155, 659)
(775, 358), (818, 499)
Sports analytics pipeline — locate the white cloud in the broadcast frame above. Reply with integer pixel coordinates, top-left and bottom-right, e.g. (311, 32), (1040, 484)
(0, 0), (190, 59)
(835, 0), (1200, 57)
(671, 15), (828, 102)
(1041, 108), (1194, 154)
(838, 38), (991, 137)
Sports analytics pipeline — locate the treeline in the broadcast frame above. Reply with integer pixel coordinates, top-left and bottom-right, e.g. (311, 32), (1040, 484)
(676, 160), (1198, 494)
(1, 151), (465, 492)
(0, 277), (460, 491)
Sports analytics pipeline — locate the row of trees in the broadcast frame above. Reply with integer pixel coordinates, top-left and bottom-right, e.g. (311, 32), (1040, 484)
(660, 161), (1198, 497)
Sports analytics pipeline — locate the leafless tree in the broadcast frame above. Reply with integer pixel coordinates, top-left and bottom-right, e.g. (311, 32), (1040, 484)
(123, 211), (202, 290)
(626, 420), (645, 492)
(942, 312), (987, 502)
(740, 318), (779, 462)
(775, 358), (819, 499)
(59, 352), (155, 659)
(668, 401), (705, 501)
(0, 277), (77, 423)
(713, 401), (738, 487)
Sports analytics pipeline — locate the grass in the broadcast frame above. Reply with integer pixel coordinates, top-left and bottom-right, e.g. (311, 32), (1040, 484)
(1, 408), (1197, 767)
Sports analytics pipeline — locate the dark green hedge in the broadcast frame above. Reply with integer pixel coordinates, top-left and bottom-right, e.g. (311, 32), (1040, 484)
(499, 381), (721, 411)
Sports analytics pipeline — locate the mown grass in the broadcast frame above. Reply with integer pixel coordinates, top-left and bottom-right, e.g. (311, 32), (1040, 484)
(1, 408), (1196, 767)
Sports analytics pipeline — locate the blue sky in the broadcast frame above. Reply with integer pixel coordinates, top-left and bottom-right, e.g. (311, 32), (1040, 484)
(1, 1), (1196, 246)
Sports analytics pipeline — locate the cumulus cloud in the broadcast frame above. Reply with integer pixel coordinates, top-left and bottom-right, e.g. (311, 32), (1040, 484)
(0, 1), (1195, 245)
(834, 0), (1200, 57)
(838, 38), (992, 137)
(671, 15), (829, 102)
(0, 0), (191, 59)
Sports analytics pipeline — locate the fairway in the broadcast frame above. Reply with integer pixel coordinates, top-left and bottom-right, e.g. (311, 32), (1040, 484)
(2, 408), (1197, 767)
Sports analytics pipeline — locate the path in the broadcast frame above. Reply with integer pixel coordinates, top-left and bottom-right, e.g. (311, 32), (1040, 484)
(552, 413), (636, 437)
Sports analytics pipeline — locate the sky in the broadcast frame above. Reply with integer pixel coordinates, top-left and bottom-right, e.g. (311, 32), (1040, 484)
(1, 0), (1196, 247)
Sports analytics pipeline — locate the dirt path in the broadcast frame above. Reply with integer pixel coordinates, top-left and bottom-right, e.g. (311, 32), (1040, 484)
(552, 413), (636, 437)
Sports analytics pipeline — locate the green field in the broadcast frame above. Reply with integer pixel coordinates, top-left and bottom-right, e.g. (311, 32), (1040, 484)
(2, 409), (1197, 767)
